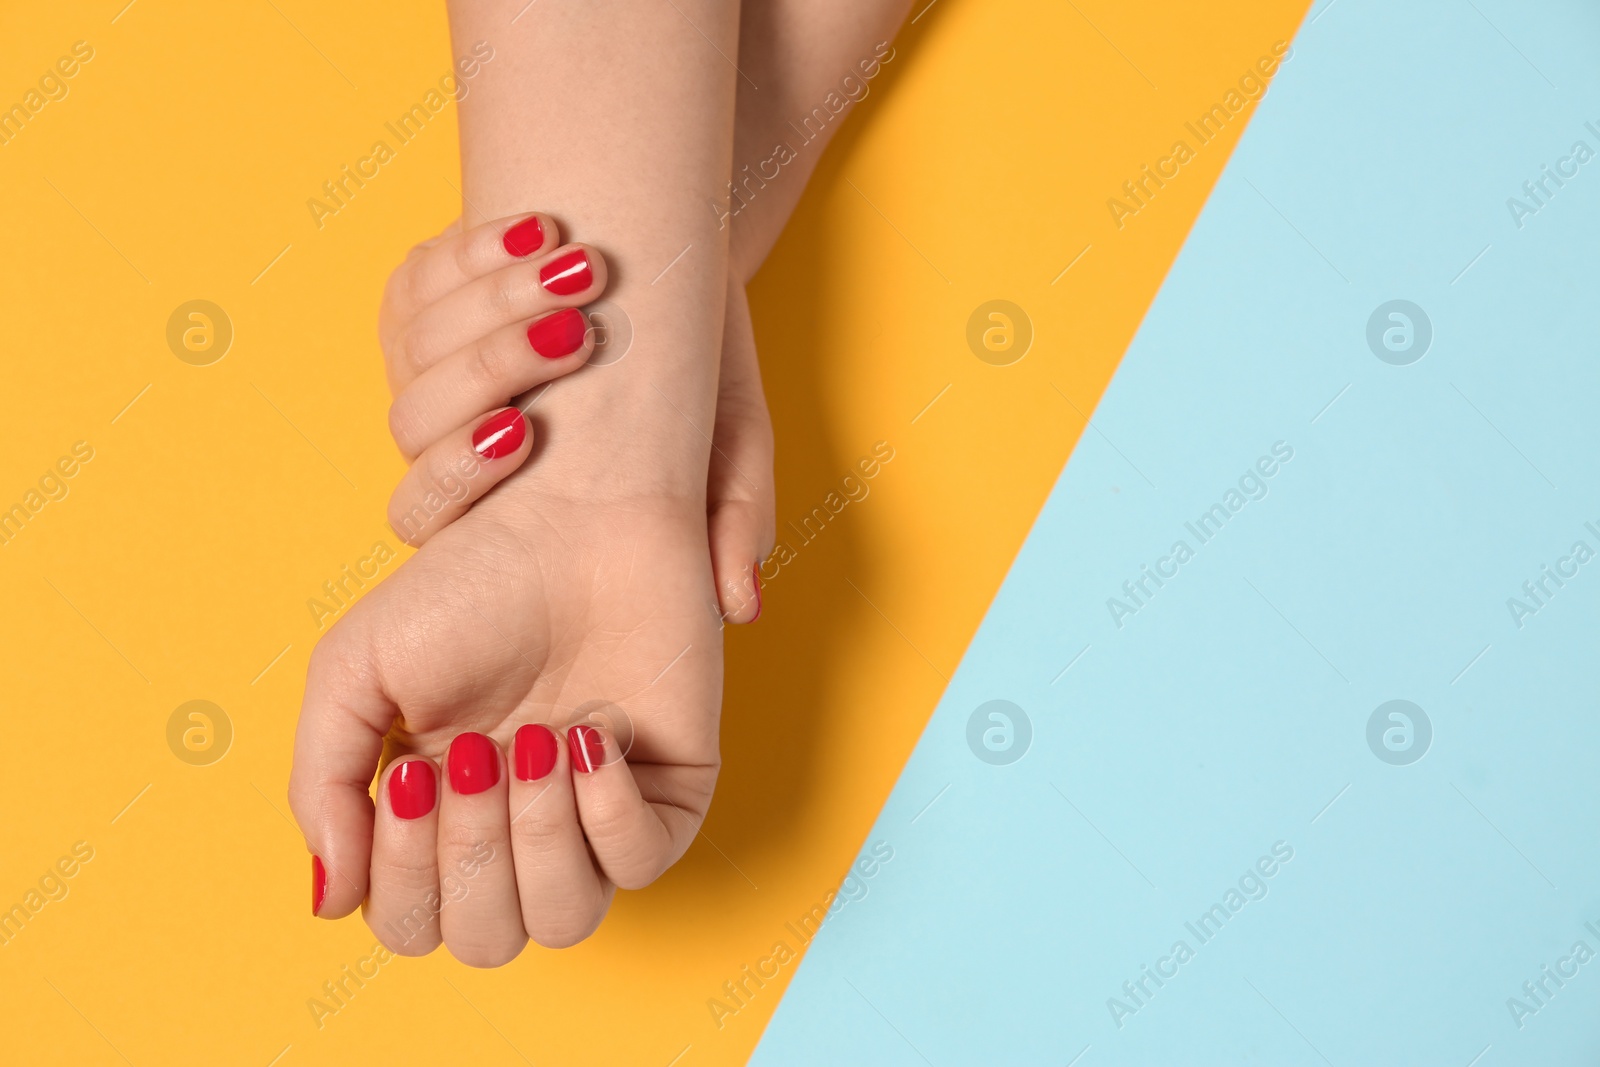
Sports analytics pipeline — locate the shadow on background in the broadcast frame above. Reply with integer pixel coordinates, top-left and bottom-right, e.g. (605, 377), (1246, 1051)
(642, 5), (951, 914)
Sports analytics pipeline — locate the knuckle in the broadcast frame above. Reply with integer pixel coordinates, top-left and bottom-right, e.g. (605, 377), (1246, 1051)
(608, 860), (664, 893)
(371, 852), (438, 889)
(508, 809), (567, 855)
(387, 398), (423, 458)
(465, 333), (509, 394)
(485, 268), (521, 320)
(366, 904), (441, 956)
(575, 795), (634, 846)
(438, 820), (502, 857)
(399, 258), (431, 317)
(452, 229), (479, 279)
(524, 905), (605, 949)
(445, 935), (526, 969)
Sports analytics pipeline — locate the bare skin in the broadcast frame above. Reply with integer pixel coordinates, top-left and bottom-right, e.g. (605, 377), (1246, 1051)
(290, 0), (910, 966)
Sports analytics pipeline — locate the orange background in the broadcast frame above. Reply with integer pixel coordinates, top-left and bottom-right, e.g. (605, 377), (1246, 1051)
(0, 0), (1307, 1062)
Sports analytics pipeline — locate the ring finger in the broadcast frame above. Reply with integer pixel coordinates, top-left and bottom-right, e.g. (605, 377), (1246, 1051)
(388, 308), (595, 461)
(507, 723), (614, 948)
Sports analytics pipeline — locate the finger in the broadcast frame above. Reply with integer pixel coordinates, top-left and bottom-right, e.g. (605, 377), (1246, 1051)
(366, 757), (443, 955)
(507, 724), (614, 948)
(393, 244), (608, 385)
(388, 308), (594, 460)
(709, 281), (776, 624)
(438, 732), (526, 967)
(388, 408), (532, 547)
(386, 212), (559, 330)
(568, 725), (708, 891)
(288, 636), (395, 920)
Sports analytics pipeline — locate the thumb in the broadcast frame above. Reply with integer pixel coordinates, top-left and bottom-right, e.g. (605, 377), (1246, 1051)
(288, 632), (395, 919)
(709, 280), (775, 625)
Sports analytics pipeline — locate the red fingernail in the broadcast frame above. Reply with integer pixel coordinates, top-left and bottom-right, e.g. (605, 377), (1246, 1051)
(514, 724), (559, 781)
(539, 249), (592, 295)
(568, 724), (605, 774)
(502, 215), (545, 257)
(312, 855), (327, 916)
(472, 409), (526, 460)
(448, 732), (500, 794)
(527, 308), (587, 359)
(388, 759), (437, 819)
(752, 566), (762, 622)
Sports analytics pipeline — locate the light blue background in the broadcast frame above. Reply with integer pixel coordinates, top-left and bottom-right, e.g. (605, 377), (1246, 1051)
(755, 1), (1600, 1063)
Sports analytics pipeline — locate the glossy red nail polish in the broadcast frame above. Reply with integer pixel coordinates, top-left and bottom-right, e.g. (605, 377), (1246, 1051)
(527, 308), (587, 359)
(472, 408), (526, 460)
(568, 724), (605, 774)
(752, 566), (762, 622)
(448, 732), (500, 794)
(502, 215), (545, 257)
(539, 249), (592, 295)
(312, 855), (327, 916)
(388, 759), (437, 819)
(514, 724), (559, 781)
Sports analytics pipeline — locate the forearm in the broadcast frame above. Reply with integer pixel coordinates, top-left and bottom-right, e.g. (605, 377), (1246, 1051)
(727, 0), (912, 282)
(447, 0), (741, 500)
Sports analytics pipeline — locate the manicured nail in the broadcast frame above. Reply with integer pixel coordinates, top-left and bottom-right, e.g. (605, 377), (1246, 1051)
(472, 408), (526, 460)
(751, 566), (763, 622)
(502, 215), (546, 257)
(527, 307), (587, 359)
(539, 248), (592, 295)
(388, 759), (437, 819)
(312, 855), (327, 916)
(514, 724), (560, 781)
(447, 732), (500, 794)
(568, 724), (605, 774)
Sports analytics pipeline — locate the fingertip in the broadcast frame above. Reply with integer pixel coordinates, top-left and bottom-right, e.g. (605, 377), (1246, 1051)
(501, 211), (557, 259)
(567, 723), (608, 775)
(527, 306), (594, 363)
(385, 757), (440, 821)
(709, 502), (764, 624)
(471, 407), (532, 463)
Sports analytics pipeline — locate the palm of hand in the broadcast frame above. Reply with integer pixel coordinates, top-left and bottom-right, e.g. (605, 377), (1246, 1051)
(290, 489), (723, 961)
